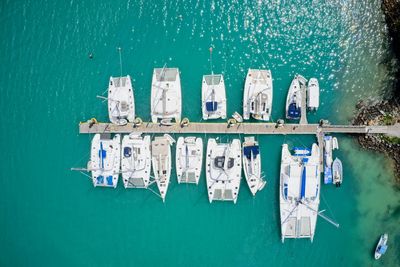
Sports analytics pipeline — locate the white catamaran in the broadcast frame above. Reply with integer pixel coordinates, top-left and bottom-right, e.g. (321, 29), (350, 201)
(107, 75), (135, 125)
(176, 136), (203, 184)
(121, 133), (151, 189)
(151, 67), (182, 124)
(151, 134), (175, 202)
(206, 138), (242, 203)
(242, 136), (266, 196)
(202, 74), (227, 120)
(243, 69), (273, 121)
(89, 134), (121, 188)
(280, 144), (320, 242)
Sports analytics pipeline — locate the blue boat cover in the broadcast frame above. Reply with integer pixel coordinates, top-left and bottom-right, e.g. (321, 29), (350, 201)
(124, 147), (132, 157)
(99, 142), (106, 169)
(293, 147), (311, 156)
(243, 145), (259, 159)
(324, 166), (332, 184)
(283, 184), (288, 200)
(287, 102), (300, 119)
(300, 165), (306, 199)
(106, 176), (113, 186)
(96, 176), (104, 185)
(206, 101), (218, 112)
(378, 245), (387, 254)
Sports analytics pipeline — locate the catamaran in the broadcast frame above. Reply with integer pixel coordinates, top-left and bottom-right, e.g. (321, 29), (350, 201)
(121, 133), (151, 189)
(243, 136), (266, 196)
(205, 138), (242, 203)
(324, 136), (339, 184)
(151, 67), (182, 124)
(307, 78), (319, 111)
(243, 69), (273, 121)
(152, 134), (175, 202)
(286, 74), (306, 120)
(280, 143), (320, 242)
(89, 134), (121, 188)
(107, 75), (135, 125)
(202, 74), (227, 120)
(176, 136), (203, 184)
(332, 158), (343, 187)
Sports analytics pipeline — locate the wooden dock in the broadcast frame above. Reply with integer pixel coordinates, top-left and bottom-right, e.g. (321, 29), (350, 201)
(79, 121), (400, 136)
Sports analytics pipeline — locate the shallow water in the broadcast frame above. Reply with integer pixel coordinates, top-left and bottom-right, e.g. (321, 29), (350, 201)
(0, 0), (398, 266)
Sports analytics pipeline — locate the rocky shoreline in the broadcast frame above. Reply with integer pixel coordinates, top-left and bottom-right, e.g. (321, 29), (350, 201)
(353, 100), (400, 183)
(350, 2), (400, 183)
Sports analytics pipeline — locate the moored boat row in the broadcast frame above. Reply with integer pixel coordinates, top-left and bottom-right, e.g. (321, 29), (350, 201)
(102, 68), (321, 127)
(88, 134), (266, 202)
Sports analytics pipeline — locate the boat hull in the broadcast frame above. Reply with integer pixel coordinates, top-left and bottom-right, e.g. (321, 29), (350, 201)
(176, 136), (203, 184)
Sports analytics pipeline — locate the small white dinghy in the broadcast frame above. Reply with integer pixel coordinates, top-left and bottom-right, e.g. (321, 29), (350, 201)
(202, 74), (227, 120)
(243, 136), (266, 196)
(151, 67), (182, 124)
(307, 78), (319, 111)
(151, 134), (175, 202)
(89, 134), (121, 188)
(108, 76), (135, 125)
(121, 133), (151, 189)
(176, 136), (203, 184)
(332, 158), (343, 187)
(206, 138), (242, 203)
(243, 69), (273, 121)
(375, 233), (388, 260)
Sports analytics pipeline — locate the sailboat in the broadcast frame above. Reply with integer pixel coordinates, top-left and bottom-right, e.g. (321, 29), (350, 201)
(279, 143), (320, 242)
(202, 74), (227, 120)
(242, 136), (266, 196)
(176, 136), (203, 184)
(205, 138), (242, 203)
(307, 78), (319, 111)
(332, 158), (343, 187)
(285, 75), (305, 120)
(89, 134), (121, 188)
(107, 76), (135, 125)
(151, 67), (182, 124)
(151, 134), (175, 202)
(243, 69), (273, 121)
(121, 133), (151, 189)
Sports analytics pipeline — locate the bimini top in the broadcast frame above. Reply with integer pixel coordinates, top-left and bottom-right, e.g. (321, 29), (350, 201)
(206, 101), (218, 112)
(288, 102), (301, 119)
(243, 145), (259, 159)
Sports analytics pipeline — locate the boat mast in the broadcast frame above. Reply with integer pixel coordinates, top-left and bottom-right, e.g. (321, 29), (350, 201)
(118, 47), (123, 78)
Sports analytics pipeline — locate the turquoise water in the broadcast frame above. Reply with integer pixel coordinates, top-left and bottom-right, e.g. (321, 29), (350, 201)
(1, 0), (399, 266)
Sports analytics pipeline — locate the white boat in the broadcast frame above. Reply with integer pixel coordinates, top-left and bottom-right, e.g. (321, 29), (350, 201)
(176, 136), (203, 184)
(121, 133), (151, 189)
(285, 74), (304, 120)
(307, 78), (319, 111)
(324, 135), (339, 184)
(151, 67), (182, 124)
(280, 143), (321, 242)
(108, 76), (135, 125)
(151, 134), (174, 202)
(375, 233), (388, 260)
(232, 112), (243, 123)
(206, 138), (242, 203)
(243, 69), (273, 121)
(332, 158), (343, 187)
(89, 134), (121, 188)
(243, 136), (266, 196)
(202, 74), (227, 120)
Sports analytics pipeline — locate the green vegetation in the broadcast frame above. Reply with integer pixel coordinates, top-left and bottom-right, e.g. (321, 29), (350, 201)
(382, 135), (400, 144)
(382, 114), (395, 125)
